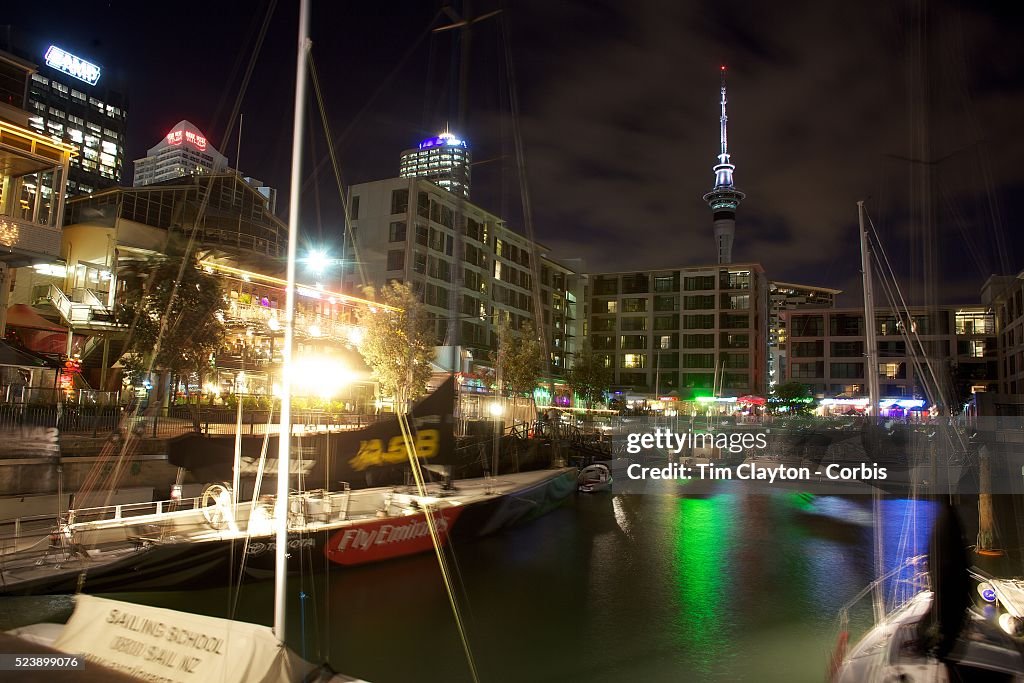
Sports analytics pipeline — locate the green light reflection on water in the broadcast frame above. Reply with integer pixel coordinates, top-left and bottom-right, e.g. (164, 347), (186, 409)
(672, 495), (734, 675)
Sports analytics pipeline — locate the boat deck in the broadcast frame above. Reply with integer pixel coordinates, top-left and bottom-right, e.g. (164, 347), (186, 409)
(0, 468), (575, 593)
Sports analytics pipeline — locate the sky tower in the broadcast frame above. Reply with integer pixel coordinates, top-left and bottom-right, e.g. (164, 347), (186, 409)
(703, 66), (745, 265)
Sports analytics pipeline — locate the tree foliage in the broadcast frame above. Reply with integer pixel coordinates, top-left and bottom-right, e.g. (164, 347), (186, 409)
(116, 249), (225, 385)
(357, 281), (437, 407)
(567, 339), (612, 407)
(493, 318), (545, 397)
(768, 381), (816, 415)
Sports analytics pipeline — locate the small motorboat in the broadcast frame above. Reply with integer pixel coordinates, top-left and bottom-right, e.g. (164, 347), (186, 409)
(578, 463), (612, 493)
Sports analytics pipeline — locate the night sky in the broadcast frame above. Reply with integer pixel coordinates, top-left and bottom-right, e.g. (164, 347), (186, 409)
(11, 0), (1024, 305)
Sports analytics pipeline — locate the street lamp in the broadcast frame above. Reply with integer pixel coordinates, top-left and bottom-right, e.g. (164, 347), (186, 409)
(304, 248), (331, 276)
(302, 247), (346, 291)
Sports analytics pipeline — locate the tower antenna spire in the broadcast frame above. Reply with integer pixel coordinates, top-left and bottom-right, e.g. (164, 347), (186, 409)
(703, 65), (745, 264)
(719, 65), (729, 166)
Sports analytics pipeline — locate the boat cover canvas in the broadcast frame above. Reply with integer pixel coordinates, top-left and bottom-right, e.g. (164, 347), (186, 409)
(52, 594), (315, 683)
(169, 376), (457, 486)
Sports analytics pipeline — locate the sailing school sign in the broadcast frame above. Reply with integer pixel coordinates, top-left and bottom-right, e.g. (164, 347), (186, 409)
(52, 595), (309, 683)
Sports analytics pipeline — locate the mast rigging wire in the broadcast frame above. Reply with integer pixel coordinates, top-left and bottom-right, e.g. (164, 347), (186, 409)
(300, 10), (445, 195)
(307, 53), (368, 288)
(74, 0), (281, 527)
(498, 9), (552, 380)
(397, 410), (481, 683)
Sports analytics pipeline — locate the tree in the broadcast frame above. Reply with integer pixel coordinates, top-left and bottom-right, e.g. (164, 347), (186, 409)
(768, 381), (816, 416)
(567, 340), (612, 408)
(116, 248), (226, 415)
(492, 318), (544, 395)
(492, 318), (545, 422)
(358, 281), (437, 409)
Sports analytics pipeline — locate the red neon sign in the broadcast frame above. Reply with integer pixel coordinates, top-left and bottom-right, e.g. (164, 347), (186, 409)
(165, 127), (208, 151)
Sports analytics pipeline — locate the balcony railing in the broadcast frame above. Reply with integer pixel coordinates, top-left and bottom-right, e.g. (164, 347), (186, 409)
(0, 214), (61, 258)
(224, 300), (361, 343)
(39, 284), (120, 329)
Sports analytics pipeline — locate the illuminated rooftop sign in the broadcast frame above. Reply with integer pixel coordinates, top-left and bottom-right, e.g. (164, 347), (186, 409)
(165, 127), (208, 151)
(44, 46), (101, 86)
(418, 132), (467, 150)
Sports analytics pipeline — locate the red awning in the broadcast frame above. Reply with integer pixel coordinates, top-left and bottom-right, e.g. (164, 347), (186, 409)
(738, 395), (767, 406)
(6, 305), (66, 332)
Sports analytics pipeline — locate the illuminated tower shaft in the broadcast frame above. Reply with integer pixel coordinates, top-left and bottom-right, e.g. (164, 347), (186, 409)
(703, 67), (745, 265)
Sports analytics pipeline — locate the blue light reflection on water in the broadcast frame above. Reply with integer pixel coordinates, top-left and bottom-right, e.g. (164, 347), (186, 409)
(880, 497), (939, 610)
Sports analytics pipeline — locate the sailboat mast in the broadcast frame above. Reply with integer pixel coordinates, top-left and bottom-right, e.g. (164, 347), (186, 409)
(275, 0), (311, 645)
(858, 200), (880, 421)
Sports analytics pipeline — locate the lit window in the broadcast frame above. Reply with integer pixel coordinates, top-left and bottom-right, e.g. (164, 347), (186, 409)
(879, 363), (901, 379)
(623, 354), (645, 368)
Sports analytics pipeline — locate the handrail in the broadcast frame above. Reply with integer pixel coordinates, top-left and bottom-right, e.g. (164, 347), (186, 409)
(45, 283), (121, 329)
(0, 495), (207, 532)
(46, 283), (74, 322)
(0, 495), (210, 553)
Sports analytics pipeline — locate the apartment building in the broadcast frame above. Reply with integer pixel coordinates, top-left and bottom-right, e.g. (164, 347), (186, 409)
(784, 306), (997, 404)
(346, 177), (583, 376)
(588, 263), (768, 398)
(768, 281), (841, 386)
(982, 273), (1024, 395)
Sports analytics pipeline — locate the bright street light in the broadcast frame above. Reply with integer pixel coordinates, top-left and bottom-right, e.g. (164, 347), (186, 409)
(291, 355), (356, 399)
(305, 248), (331, 275)
(303, 247), (345, 277)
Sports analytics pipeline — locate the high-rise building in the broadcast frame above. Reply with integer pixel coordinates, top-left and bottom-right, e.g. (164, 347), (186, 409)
(703, 67), (744, 265)
(19, 44), (128, 196)
(768, 281), (841, 386)
(133, 120), (228, 187)
(588, 264), (769, 398)
(399, 131), (471, 199)
(346, 177), (582, 376)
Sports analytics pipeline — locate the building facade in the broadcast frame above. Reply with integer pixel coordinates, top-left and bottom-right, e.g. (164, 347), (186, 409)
(346, 177), (582, 377)
(133, 120), (228, 187)
(398, 131), (471, 199)
(982, 273), (1024, 395)
(9, 173), (375, 404)
(0, 85), (75, 337)
(784, 306), (997, 406)
(588, 263), (768, 398)
(768, 281), (841, 387)
(19, 45), (127, 196)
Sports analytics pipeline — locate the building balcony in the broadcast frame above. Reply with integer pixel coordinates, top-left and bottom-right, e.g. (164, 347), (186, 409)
(223, 300), (363, 345)
(0, 215), (61, 265)
(1, 119), (74, 265)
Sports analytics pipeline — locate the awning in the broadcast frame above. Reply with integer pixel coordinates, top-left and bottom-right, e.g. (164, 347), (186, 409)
(0, 339), (53, 368)
(6, 304), (65, 332)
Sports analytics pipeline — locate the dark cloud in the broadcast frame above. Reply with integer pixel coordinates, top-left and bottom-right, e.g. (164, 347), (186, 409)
(14, 0), (1023, 307)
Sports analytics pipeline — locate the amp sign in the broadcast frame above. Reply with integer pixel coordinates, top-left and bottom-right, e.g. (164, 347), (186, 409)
(166, 127), (208, 151)
(44, 45), (101, 86)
